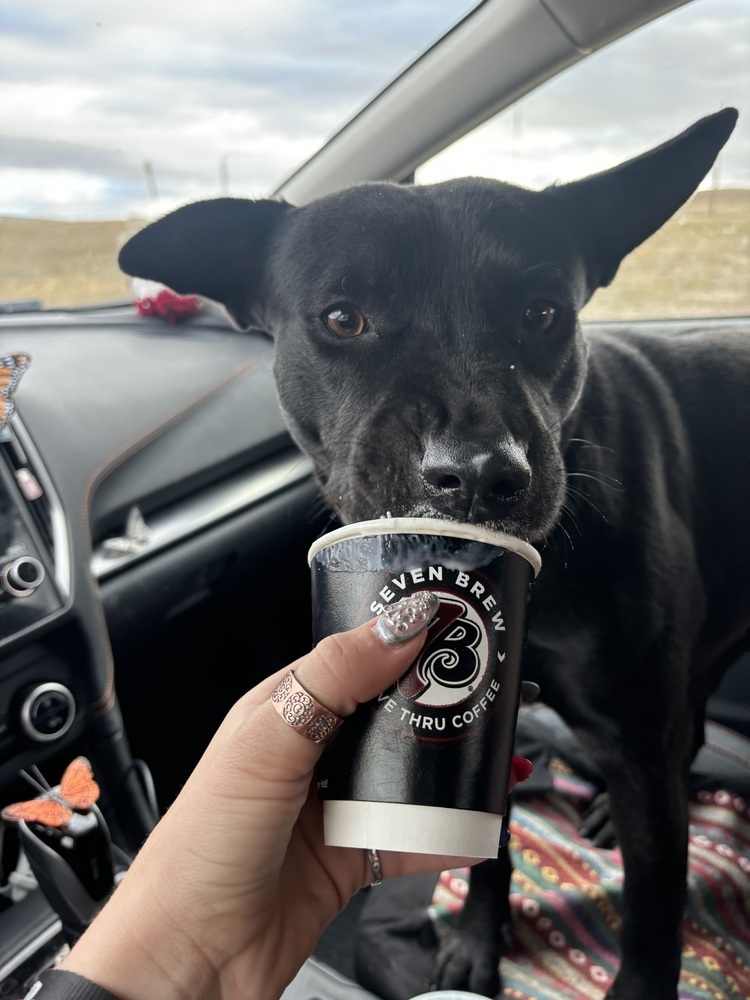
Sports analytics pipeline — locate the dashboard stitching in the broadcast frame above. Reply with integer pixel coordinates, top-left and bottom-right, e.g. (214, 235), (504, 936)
(79, 358), (261, 715)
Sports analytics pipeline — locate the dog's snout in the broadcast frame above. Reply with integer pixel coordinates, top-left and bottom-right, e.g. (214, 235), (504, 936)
(422, 438), (531, 519)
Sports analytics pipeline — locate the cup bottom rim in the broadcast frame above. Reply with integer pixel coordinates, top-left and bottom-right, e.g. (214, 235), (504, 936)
(323, 799), (502, 858)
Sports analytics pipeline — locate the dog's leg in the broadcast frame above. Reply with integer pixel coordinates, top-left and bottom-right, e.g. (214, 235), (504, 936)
(434, 850), (512, 997)
(589, 729), (692, 1000)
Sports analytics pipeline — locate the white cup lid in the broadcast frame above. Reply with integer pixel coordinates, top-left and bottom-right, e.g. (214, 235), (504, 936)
(307, 516), (541, 576)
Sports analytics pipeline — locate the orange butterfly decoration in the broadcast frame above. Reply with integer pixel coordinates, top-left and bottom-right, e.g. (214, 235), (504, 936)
(0, 352), (31, 434)
(1, 757), (100, 829)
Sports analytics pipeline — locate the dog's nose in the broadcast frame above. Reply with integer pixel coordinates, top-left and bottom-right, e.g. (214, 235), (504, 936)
(421, 438), (531, 518)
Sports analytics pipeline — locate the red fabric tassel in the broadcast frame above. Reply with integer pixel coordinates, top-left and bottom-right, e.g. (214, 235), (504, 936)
(135, 288), (200, 324)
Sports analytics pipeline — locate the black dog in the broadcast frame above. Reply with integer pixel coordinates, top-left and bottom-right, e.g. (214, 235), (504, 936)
(119, 108), (747, 1000)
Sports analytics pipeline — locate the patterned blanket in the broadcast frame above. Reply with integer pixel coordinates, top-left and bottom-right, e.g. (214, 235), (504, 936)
(430, 762), (750, 999)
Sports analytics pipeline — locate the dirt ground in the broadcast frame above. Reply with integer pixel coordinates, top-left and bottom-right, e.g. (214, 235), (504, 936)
(0, 189), (748, 320)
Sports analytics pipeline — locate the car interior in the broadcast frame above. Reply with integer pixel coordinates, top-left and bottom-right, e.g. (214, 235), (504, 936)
(0, 0), (748, 996)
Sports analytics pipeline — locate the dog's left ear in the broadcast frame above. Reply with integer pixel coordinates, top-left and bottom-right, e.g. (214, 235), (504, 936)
(118, 197), (294, 330)
(552, 108), (738, 291)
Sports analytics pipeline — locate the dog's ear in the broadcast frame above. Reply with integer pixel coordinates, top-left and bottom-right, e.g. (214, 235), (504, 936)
(118, 198), (293, 330)
(553, 108), (738, 291)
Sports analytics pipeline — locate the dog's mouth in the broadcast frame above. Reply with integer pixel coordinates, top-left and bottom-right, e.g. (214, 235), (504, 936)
(384, 500), (557, 544)
(309, 416), (568, 545)
(326, 473), (564, 545)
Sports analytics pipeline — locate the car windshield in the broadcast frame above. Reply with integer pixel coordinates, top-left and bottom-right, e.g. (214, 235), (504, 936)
(0, 0), (476, 310)
(1, 0), (748, 317)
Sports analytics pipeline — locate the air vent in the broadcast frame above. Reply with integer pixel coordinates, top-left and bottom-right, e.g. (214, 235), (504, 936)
(1, 435), (54, 552)
(0, 418), (71, 599)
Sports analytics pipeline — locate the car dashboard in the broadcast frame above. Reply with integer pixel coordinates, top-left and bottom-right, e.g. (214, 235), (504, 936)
(0, 305), (325, 990)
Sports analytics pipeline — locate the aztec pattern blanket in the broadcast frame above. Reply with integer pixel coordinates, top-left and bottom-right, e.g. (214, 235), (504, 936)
(430, 761), (750, 1000)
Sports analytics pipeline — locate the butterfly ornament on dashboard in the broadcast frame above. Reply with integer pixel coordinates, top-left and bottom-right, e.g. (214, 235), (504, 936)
(1, 756), (100, 830)
(0, 352), (31, 441)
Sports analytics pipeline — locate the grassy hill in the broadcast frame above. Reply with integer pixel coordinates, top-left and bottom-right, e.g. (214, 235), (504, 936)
(0, 217), (145, 310)
(1, 189), (748, 319)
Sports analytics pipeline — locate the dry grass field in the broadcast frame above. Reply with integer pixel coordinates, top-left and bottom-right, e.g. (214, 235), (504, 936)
(0, 189), (748, 319)
(0, 217), (144, 309)
(583, 188), (750, 321)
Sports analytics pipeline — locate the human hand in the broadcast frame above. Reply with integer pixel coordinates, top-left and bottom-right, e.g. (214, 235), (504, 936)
(62, 609), (530, 1000)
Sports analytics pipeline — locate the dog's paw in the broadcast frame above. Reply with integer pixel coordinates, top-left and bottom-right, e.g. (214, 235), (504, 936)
(604, 966), (679, 1000)
(433, 924), (510, 998)
(604, 983), (678, 1000)
(580, 791), (618, 848)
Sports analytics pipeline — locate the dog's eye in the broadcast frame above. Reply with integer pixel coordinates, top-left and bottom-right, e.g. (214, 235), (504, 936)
(522, 300), (558, 334)
(321, 303), (368, 338)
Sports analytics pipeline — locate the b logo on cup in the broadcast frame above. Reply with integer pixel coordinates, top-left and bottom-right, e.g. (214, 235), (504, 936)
(380, 588), (507, 740)
(399, 594), (487, 706)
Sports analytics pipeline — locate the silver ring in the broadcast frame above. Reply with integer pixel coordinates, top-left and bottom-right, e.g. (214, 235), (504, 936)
(367, 848), (382, 886)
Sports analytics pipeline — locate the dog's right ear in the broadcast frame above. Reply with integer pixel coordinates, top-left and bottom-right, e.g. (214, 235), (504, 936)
(118, 198), (293, 330)
(552, 108), (738, 293)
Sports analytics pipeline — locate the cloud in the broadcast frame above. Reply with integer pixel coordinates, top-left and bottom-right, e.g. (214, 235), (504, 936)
(418, 0), (749, 190)
(0, 0), (468, 217)
(0, 0), (747, 219)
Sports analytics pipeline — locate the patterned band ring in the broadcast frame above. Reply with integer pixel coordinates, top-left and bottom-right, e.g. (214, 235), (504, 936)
(270, 670), (343, 744)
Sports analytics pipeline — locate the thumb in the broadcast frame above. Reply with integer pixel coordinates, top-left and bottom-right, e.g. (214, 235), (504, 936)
(232, 592), (439, 778)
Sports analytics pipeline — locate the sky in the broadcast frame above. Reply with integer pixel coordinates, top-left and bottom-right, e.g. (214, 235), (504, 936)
(418, 0), (749, 191)
(0, 0), (748, 221)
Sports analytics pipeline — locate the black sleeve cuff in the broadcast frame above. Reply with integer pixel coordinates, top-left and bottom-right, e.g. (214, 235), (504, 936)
(23, 969), (122, 1000)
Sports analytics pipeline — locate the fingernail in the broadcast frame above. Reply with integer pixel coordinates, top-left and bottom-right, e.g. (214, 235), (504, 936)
(374, 591), (439, 645)
(497, 819), (511, 855)
(511, 756), (534, 784)
(521, 680), (540, 704)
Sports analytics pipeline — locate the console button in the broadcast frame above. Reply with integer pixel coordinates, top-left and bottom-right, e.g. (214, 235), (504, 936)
(1, 555), (46, 597)
(20, 682), (76, 741)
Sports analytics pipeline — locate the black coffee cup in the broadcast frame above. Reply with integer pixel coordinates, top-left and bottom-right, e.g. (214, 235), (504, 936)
(308, 517), (540, 857)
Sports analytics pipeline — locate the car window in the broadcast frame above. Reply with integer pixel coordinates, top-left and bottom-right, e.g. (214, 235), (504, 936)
(0, 1), (476, 311)
(415, 0), (750, 321)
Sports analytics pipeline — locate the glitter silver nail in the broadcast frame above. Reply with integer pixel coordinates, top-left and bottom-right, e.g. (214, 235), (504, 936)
(374, 591), (440, 644)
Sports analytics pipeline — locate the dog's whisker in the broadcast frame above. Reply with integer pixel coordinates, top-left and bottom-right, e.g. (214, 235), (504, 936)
(567, 470), (623, 493)
(318, 508), (339, 532)
(568, 437), (617, 455)
(573, 466), (622, 484)
(565, 484), (608, 522)
(307, 492), (331, 516)
(548, 504), (583, 571)
(559, 501), (583, 537)
(558, 516), (575, 553)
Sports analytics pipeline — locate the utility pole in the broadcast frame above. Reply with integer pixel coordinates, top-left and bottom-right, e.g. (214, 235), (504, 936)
(142, 160), (160, 207)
